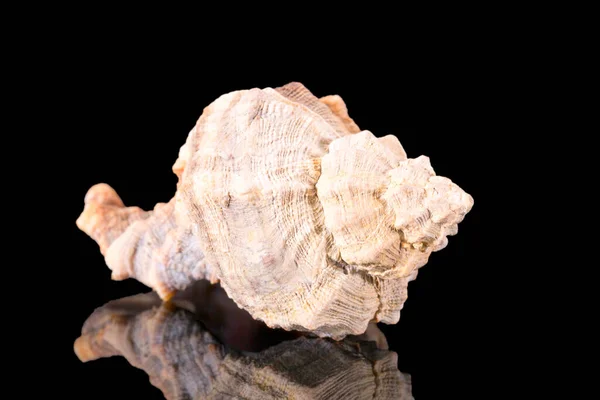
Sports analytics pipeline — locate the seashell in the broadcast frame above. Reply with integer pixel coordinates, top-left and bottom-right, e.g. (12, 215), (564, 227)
(74, 289), (413, 399)
(77, 82), (473, 338)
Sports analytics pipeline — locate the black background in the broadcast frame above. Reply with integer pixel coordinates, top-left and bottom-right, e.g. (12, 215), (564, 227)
(44, 45), (490, 399)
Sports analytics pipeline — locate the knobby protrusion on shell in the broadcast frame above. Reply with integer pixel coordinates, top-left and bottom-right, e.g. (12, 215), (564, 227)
(74, 292), (413, 399)
(76, 82), (473, 339)
(77, 184), (215, 300)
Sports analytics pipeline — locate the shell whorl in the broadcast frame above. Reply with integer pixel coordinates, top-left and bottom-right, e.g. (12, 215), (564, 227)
(175, 82), (473, 337)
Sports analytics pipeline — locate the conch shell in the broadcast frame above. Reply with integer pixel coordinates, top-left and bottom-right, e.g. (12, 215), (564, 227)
(77, 82), (473, 338)
(74, 289), (413, 399)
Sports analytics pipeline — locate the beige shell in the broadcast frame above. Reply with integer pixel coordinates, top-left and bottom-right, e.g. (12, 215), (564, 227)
(77, 82), (473, 338)
(74, 291), (413, 399)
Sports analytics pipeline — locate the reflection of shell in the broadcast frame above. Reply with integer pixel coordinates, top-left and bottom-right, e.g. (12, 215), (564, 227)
(77, 82), (473, 338)
(74, 292), (413, 399)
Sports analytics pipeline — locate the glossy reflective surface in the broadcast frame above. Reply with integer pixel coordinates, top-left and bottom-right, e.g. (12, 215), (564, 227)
(74, 280), (413, 399)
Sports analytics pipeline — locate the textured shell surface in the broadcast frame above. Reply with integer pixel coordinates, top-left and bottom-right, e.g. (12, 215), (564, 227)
(176, 82), (473, 337)
(77, 82), (474, 339)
